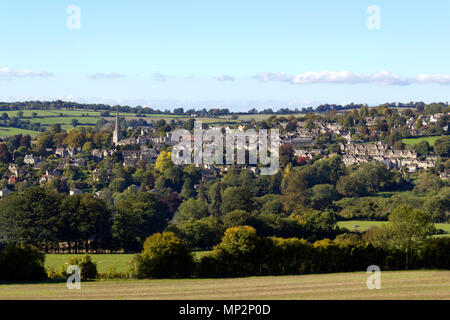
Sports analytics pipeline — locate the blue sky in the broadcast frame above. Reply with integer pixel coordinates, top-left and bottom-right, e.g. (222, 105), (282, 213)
(1, 0), (449, 110)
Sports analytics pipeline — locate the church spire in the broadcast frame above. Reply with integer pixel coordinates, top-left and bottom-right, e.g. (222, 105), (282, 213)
(113, 105), (121, 145)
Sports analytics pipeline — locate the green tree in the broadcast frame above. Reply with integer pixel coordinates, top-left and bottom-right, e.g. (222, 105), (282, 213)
(221, 186), (255, 214)
(0, 244), (46, 281)
(310, 184), (340, 209)
(113, 192), (167, 252)
(109, 177), (127, 192)
(433, 136), (450, 157)
(382, 206), (435, 269)
(134, 232), (194, 278)
(180, 176), (196, 199)
(170, 216), (224, 249)
(0, 187), (62, 250)
(208, 181), (223, 216)
(413, 140), (430, 157)
(221, 209), (252, 229)
(173, 198), (209, 223)
(423, 187), (450, 222)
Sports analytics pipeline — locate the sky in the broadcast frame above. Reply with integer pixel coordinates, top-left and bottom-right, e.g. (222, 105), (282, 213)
(0, 0), (450, 111)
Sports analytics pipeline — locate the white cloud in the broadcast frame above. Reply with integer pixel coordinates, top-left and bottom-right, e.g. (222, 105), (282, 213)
(416, 74), (450, 85)
(290, 70), (412, 85)
(214, 75), (235, 82)
(90, 73), (125, 80)
(254, 72), (288, 82)
(254, 70), (450, 86)
(0, 67), (53, 78)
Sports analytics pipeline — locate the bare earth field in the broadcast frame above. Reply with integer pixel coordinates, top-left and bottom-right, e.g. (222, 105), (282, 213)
(0, 270), (448, 300)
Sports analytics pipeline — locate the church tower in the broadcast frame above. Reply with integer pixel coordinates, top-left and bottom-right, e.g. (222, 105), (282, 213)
(113, 105), (121, 145)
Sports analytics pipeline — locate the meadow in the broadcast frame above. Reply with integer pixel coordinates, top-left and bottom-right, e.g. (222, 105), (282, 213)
(338, 220), (450, 235)
(0, 270), (448, 299)
(45, 251), (210, 273)
(0, 109), (243, 138)
(0, 127), (41, 138)
(402, 135), (443, 147)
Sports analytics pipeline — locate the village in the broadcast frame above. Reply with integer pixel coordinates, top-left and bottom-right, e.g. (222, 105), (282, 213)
(0, 106), (448, 199)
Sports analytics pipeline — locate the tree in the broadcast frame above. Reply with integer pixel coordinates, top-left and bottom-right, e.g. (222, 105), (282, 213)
(109, 177), (126, 192)
(279, 144), (294, 167)
(208, 181), (223, 216)
(170, 216), (224, 249)
(0, 187), (62, 250)
(0, 144), (11, 163)
(414, 173), (442, 194)
(310, 184), (340, 209)
(0, 244), (47, 281)
(208, 226), (264, 276)
(413, 140), (430, 157)
(163, 166), (183, 191)
(434, 136), (450, 157)
(180, 176), (196, 199)
(134, 232), (194, 278)
(423, 187), (450, 222)
(381, 206), (435, 269)
(60, 194), (111, 253)
(19, 135), (31, 149)
(112, 204), (141, 252)
(285, 121), (297, 132)
(82, 141), (94, 152)
(173, 198), (209, 223)
(155, 151), (173, 172)
(113, 192), (167, 252)
(221, 209), (253, 229)
(221, 186), (255, 214)
(281, 169), (310, 212)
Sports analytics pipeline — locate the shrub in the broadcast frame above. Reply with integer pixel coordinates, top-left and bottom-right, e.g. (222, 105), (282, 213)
(98, 267), (130, 279)
(264, 237), (312, 275)
(0, 244), (47, 282)
(201, 226), (265, 277)
(419, 238), (450, 269)
(67, 254), (98, 280)
(134, 232), (194, 278)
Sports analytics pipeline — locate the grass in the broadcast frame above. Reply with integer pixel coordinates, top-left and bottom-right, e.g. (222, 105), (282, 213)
(402, 135), (443, 147)
(45, 254), (136, 273)
(0, 270), (448, 299)
(338, 221), (387, 232)
(338, 220), (450, 235)
(0, 127), (41, 138)
(45, 251), (211, 273)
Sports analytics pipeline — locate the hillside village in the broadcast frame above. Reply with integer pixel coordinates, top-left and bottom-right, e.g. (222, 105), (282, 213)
(0, 103), (448, 198)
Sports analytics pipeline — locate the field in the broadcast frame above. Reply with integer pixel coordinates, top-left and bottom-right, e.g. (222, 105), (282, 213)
(0, 127), (41, 138)
(402, 135), (443, 147)
(45, 251), (210, 273)
(338, 220), (450, 235)
(0, 109), (244, 138)
(0, 270), (448, 299)
(45, 254), (136, 273)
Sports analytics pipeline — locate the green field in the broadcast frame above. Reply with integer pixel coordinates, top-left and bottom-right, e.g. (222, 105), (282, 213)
(338, 220), (387, 231)
(45, 254), (136, 273)
(0, 270), (448, 299)
(338, 220), (450, 235)
(0, 127), (41, 138)
(0, 109), (244, 138)
(45, 251), (210, 273)
(402, 136), (443, 147)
